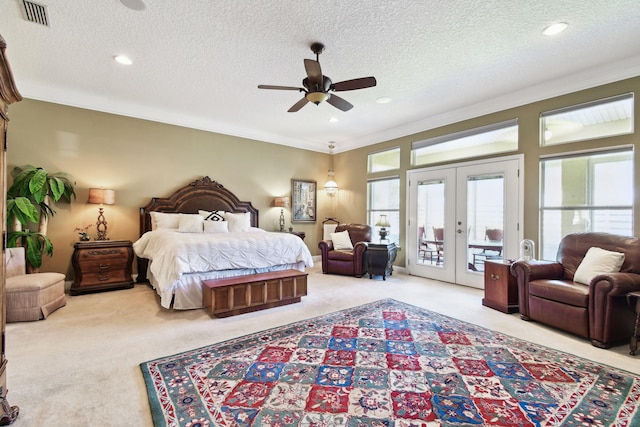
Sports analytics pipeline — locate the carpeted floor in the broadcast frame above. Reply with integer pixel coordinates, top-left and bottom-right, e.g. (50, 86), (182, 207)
(5, 264), (639, 426)
(141, 299), (640, 426)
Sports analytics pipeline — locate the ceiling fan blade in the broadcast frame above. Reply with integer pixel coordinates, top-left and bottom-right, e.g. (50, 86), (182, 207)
(288, 97), (310, 112)
(304, 59), (323, 86)
(327, 94), (353, 112)
(258, 85), (303, 91)
(330, 77), (377, 91)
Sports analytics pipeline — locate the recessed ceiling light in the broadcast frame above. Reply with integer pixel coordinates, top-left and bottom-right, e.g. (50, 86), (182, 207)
(329, 117), (338, 123)
(114, 55), (133, 65)
(119, 0), (147, 11)
(376, 97), (392, 104)
(542, 22), (568, 36)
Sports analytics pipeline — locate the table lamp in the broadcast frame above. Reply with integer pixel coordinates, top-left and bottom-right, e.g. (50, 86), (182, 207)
(88, 188), (115, 240)
(375, 214), (391, 242)
(274, 196), (290, 232)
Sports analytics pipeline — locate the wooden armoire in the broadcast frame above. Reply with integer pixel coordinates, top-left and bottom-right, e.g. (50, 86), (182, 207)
(0, 34), (22, 425)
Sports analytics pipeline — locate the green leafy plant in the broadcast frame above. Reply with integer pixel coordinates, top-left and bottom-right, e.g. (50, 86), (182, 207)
(7, 165), (76, 271)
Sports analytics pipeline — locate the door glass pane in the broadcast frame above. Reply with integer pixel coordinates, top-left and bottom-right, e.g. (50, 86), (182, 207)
(416, 179), (445, 267)
(466, 175), (504, 271)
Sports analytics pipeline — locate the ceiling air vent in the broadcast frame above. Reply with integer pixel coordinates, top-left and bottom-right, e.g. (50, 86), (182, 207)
(20, 0), (49, 27)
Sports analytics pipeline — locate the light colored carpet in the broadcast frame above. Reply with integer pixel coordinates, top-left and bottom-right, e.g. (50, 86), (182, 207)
(5, 263), (638, 426)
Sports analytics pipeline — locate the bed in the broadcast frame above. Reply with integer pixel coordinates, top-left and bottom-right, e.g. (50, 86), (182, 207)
(133, 176), (314, 309)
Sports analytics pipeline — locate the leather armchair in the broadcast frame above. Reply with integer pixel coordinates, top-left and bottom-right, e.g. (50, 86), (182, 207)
(318, 223), (372, 277)
(510, 232), (640, 348)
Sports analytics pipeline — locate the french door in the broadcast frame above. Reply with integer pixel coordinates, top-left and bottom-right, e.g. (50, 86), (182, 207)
(407, 155), (523, 288)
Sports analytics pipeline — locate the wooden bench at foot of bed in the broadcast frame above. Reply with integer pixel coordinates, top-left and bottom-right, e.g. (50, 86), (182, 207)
(202, 269), (308, 317)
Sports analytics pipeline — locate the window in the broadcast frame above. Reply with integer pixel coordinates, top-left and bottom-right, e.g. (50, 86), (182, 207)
(368, 147), (400, 173)
(367, 177), (400, 244)
(541, 93), (634, 146)
(412, 119), (518, 166)
(539, 148), (633, 260)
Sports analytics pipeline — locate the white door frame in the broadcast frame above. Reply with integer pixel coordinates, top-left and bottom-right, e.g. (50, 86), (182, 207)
(406, 154), (524, 288)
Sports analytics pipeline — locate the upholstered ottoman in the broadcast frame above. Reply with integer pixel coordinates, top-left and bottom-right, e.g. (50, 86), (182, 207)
(5, 248), (66, 323)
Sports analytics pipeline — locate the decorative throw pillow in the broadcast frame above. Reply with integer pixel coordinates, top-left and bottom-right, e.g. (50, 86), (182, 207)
(574, 246), (625, 285)
(199, 210), (226, 222)
(224, 212), (251, 232)
(204, 220), (229, 234)
(330, 230), (354, 250)
(150, 212), (181, 230)
(178, 214), (204, 233)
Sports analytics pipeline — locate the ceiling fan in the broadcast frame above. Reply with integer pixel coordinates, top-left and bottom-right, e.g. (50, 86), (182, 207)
(258, 42), (377, 112)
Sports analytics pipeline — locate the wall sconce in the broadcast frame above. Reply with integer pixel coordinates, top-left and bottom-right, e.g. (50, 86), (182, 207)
(324, 170), (338, 197)
(375, 214), (391, 242)
(274, 196), (290, 232)
(88, 188), (115, 240)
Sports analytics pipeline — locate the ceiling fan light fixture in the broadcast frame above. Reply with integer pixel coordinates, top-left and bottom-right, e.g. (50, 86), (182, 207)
(307, 92), (329, 105)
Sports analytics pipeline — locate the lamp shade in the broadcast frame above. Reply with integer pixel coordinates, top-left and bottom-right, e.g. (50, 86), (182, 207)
(274, 196), (290, 208)
(375, 214), (390, 228)
(88, 188), (115, 205)
(324, 179), (338, 195)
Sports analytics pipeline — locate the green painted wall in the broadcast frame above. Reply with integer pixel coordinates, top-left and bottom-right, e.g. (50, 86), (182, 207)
(7, 75), (640, 277)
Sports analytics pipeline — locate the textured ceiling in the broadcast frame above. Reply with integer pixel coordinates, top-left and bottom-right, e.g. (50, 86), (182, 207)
(1, 0), (640, 153)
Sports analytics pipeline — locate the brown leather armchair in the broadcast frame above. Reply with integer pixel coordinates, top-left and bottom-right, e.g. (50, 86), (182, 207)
(318, 223), (372, 277)
(510, 232), (640, 348)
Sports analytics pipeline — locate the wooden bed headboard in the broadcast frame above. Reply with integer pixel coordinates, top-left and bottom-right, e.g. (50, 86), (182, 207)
(139, 176), (259, 236)
(136, 176), (259, 282)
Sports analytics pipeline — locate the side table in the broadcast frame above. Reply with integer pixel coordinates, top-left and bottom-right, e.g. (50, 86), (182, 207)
(288, 231), (305, 241)
(367, 243), (397, 280)
(627, 291), (640, 355)
(483, 260), (518, 313)
(71, 240), (134, 295)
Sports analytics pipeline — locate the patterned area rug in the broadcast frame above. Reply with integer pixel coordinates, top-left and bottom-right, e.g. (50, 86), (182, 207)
(140, 299), (640, 426)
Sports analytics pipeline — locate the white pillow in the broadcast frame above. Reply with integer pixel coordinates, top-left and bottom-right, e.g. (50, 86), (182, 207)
(330, 230), (354, 250)
(149, 212), (181, 230)
(204, 220), (229, 234)
(199, 210), (226, 222)
(574, 247), (625, 285)
(224, 212), (251, 232)
(178, 214), (204, 233)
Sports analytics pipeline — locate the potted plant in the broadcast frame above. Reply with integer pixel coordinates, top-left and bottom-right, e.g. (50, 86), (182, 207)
(6, 165), (76, 271)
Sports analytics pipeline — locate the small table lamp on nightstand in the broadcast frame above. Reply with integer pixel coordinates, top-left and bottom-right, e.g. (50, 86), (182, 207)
(375, 214), (391, 243)
(88, 188), (115, 240)
(274, 196), (290, 232)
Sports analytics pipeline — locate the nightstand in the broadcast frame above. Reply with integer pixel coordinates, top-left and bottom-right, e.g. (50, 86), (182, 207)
(71, 240), (134, 295)
(482, 260), (518, 313)
(367, 242), (397, 280)
(288, 231), (305, 241)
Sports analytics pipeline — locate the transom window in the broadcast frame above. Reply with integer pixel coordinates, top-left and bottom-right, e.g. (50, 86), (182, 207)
(412, 119), (518, 166)
(541, 93), (634, 146)
(368, 147), (400, 173)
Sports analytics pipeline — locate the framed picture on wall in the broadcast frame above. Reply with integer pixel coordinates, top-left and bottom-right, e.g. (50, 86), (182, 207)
(291, 179), (317, 223)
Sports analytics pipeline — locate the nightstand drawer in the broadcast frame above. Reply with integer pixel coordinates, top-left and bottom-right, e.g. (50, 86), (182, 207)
(76, 247), (130, 262)
(76, 258), (129, 273)
(80, 269), (131, 286)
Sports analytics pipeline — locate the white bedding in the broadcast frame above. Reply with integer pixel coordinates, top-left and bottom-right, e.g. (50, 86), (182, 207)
(133, 229), (314, 309)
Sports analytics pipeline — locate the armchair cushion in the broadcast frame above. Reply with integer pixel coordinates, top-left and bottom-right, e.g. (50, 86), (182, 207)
(330, 230), (354, 250)
(573, 247), (624, 284)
